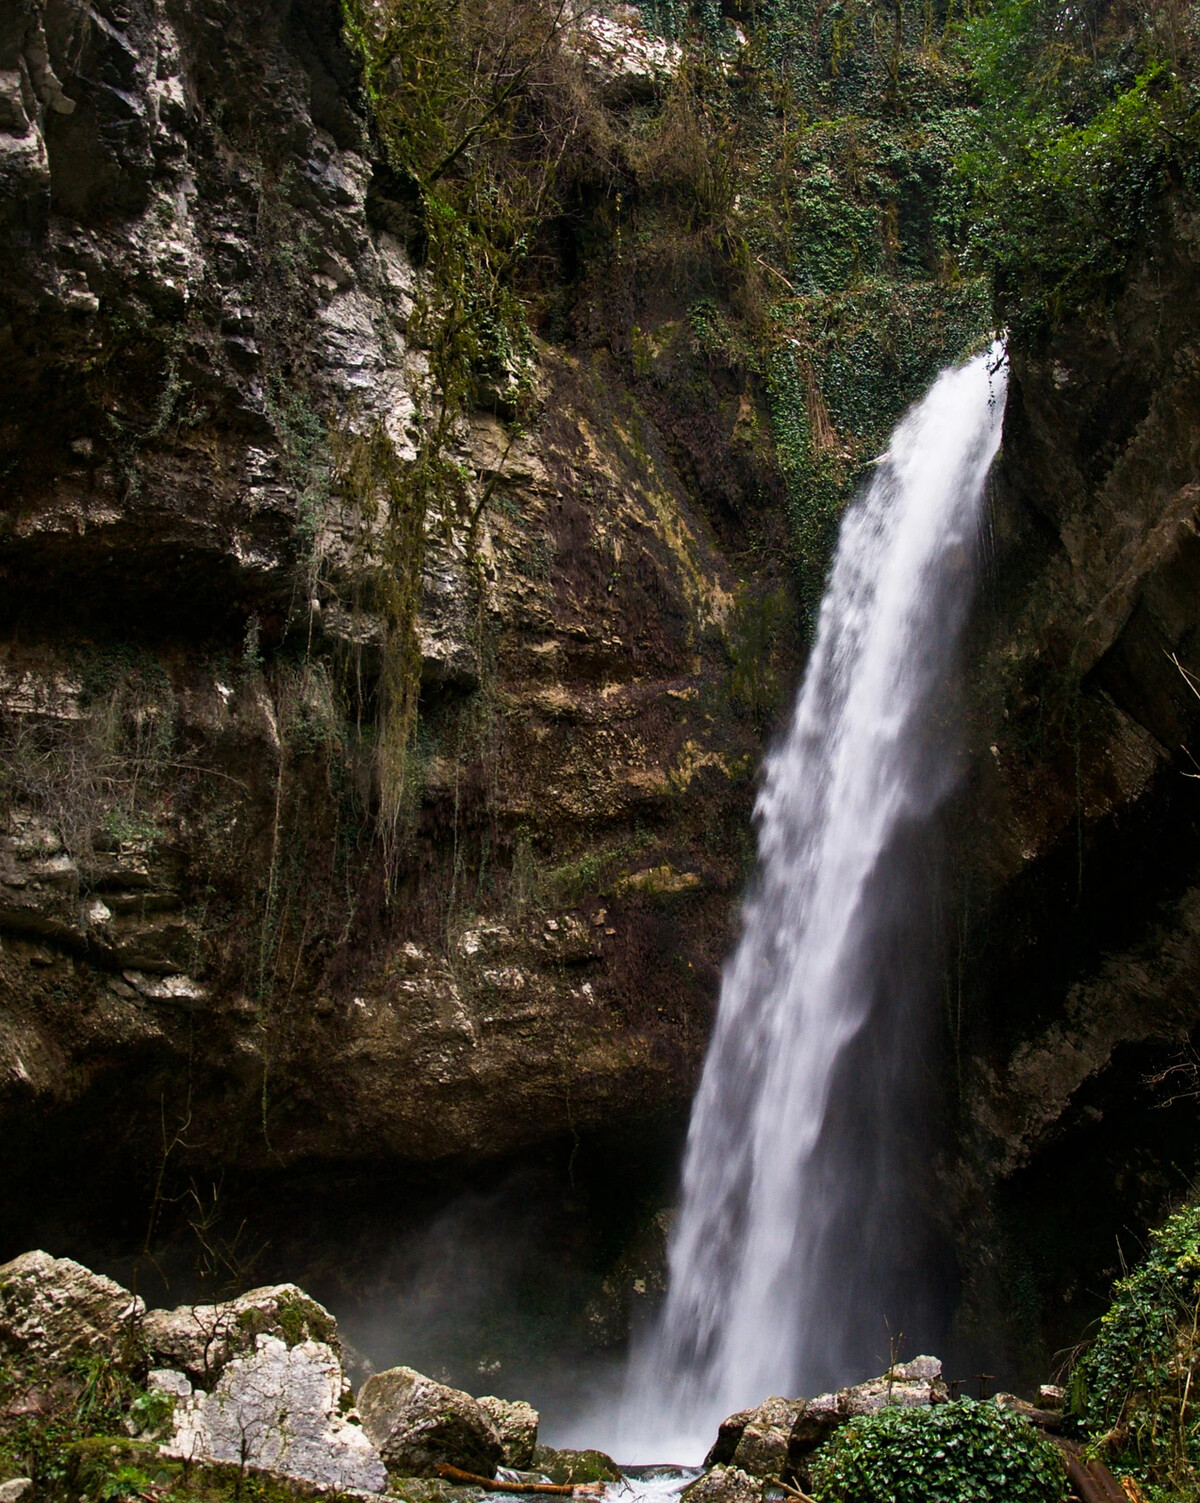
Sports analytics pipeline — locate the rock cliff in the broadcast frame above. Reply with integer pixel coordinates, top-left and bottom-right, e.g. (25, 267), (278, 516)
(0, 0), (793, 1266)
(953, 204), (1200, 1376)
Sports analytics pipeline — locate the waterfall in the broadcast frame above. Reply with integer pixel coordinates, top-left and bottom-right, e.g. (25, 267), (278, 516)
(612, 344), (1007, 1461)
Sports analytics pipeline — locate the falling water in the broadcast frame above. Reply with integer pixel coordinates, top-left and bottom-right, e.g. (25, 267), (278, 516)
(610, 344), (1007, 1461)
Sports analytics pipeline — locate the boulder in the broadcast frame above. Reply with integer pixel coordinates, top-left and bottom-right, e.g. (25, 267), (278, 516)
(0, 1251), (144, 1368)
(681, 1465), (761, 1503)
(477, 1395), (539, 1469)
(787, 1392), (843, 1458)
(704, 1409), (755, 1467)
(357, 1366), (503, 1479)
(730, 1397), (805, 1478)
(142, 1283), (341, 1388)
(700, 1357), (952, 1483)
(530, 1446), (623, 1485)
(160, 1336), (386, 1493)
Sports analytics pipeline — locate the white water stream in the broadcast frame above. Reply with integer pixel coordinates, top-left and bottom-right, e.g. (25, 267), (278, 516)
(591, 345), (1008, 1463)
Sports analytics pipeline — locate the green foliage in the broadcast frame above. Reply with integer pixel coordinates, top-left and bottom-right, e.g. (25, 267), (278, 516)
(338, 0), (997, 623)
(331, 423), (431, 849)
(335, 0), (576, 854)
(695, 0), (996, 608)
(98, 1462), (156, 1500)
(810, 1398), (1067, 1503)
(725, 585), (793, 724)
(1075, 1200), (1200, 1495)
(638, 0), (689, 40)
(959, 0), (1200, 332)
(339, 0), (553, 404)
(0, 1354), (150, 1497)
(530, 832), (655, 909)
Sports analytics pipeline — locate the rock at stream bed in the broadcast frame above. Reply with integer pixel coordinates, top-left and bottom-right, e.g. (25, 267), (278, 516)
(0, 1251), (144, 1368)
(530, 1446), (623, 1485)
(681, 1465), (762, 1503)
(160, 1334), (387, 1493)
(388, 1482), (488, 1503)
(357, 1366), (503, 1479)
(729, 1397), (805, 1478)
(478, 1395), (539, 1469)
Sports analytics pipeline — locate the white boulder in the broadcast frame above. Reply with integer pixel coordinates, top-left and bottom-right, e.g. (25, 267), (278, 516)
(160, 1335), (386, 1494)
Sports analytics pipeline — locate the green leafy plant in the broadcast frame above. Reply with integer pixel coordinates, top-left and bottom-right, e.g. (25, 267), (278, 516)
(1074, 1200), (1200, 1496)
(959, 0), (1200, 333)
(810, 1398), (1067, 1503)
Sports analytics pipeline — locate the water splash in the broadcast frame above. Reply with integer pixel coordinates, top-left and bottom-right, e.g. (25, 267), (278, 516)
(609, 344), (1007, 1461)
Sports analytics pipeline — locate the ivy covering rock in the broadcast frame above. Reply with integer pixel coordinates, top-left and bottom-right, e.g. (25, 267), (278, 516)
(1074, 1200), (1200, 1497)
(808, 1398), (1066, 1503)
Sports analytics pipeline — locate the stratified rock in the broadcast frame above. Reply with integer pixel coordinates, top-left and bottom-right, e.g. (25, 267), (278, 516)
(530, 1446), (623, 1485)
(161, 1336), (386, 1493)
(477, 1396), (539, 1469)
(681, 1465), (761, 1503)
(357, 1367), (503, 1479)
(142, 1284), (341, 1388)
(0, 1251), (143, 1368)
(730, 1397), (805, 1478)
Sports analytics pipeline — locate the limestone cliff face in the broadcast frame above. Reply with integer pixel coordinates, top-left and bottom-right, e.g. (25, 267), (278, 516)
(952, 207), (1200, 1375)
(0, 0), (793, 1221)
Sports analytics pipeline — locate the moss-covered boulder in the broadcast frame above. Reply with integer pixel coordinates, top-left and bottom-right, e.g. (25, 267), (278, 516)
(530, 1446), (622, 1485)
(141, 1284), (341, 1389)
(477, 1396), (538, 1469)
